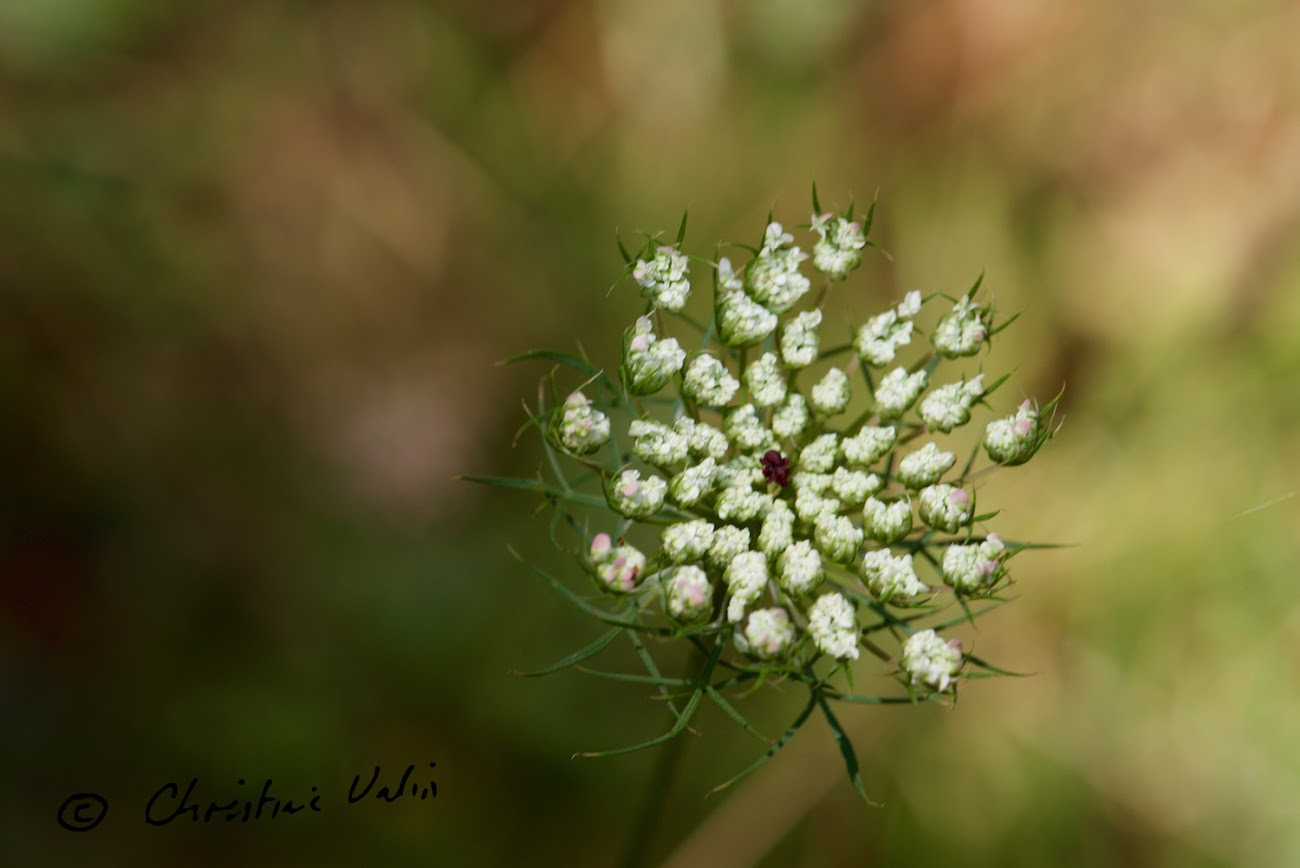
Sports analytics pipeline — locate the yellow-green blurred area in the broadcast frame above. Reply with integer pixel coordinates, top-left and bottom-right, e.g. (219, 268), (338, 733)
(2, 1), (1299, 865)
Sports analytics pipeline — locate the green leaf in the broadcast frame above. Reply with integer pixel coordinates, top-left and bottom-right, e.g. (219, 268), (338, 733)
(500, 349), (608, 384)
(811, 181), (822, 214)
(823, 691), (924, 705)
(573, 689), (703, 758)
(513, 627), (621, 677)
(989, 309), (1022, 337)
(573, 666), (693, 687)
(861, 194), (878, 236)
(708, 692), (818, 797)
(980, 372), (1011, 398)
(675, 210), (689, 247)
(705, 686), (768, 743)
(965, 653), (1032, 678)
(506, 549), (673, 634)
(616, 233), (633, 265)
(817, 694), (874, 804)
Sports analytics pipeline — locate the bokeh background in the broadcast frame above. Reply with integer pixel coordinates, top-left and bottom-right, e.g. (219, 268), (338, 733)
(3, 1), (1299, 866)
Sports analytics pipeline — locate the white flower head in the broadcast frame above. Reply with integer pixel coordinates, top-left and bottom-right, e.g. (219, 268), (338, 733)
(717, 256), (744, 291)
(734, 607), (796, 660)
(744, 351), (787, 407)
(901, 629), (963, 692)
(795, 489), (841, 524)
(588, 533), (647, 593)
(661, 519), (716, 564)
(813, 512), (864, 564)
(830, 467), (881, 505)
(918, 483), (971, 533)
(841, 425), (897, 468)
(724, 404), (777, 454)
(942, 533), (1006, 594)
(607, 469), (667, 519)
(777, 539), (824, 596)
(780, 310), (822, 369)
(666, 566), (713, 622)
(861, 548), (929, 604)
(862, 496), (912, 544)
(772, 392), (811, 439)
(669, 457), (718, 507)
(798, 433), (840, 473)
(676, 417), (729, 461)
(632, 245), (691, 312)
(724, 550), (769, 623)
(707, 525), (751, 573)
(624, 316), (686, 395)
(747, 223), (811, 313)
(715, 486), (772, 523)
(718, 290), (779, 348)
(933, 294), (988, 358)
(896, 290), (923, 318)
(811, 214), (867, 280)
(682, 354), (740, 407)
(553, 391), (611, 455)
(919, 374), (985, 433)
(897, 442), (956, 489)
(873, 367), (928, 420)
(984, 399), (1040, 465)
(629, 419), (690, 471)
(810, 367), (851, 416)
(854, 309), (915, 367)
(757, 499), (795, 557)
(808, 592), (860, 660)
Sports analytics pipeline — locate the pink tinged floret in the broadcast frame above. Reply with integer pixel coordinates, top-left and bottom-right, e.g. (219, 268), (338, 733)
(630, 334), (651, 352)
(685, 587), (704, 605)
(987, 532), (1002, 547)
(620, 480), (640, 497)
(948, 489), (969, 506)
(591, 533), (612, 556)
(1015, 417), (1033, 436)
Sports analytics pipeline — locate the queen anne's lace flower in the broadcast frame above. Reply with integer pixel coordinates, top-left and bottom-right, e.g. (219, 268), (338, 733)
(724, 550), (769, 623)
(746, 223), (811, 313)
(553, 391), (611, 455)
(772, 392), (811, 439)
(666, 566), (713, 622)
(608, 469), (667, 519)
(984, 399), (1040, 465)
(810, 368), (850, 416)
(669, 458), (717, 507)
(943, 533), (1006, 594)
(862, 549), (929, 604)
(777, 539), (823, 596)
(744, 352), (787, 407)
(841, 425), (896, 467)
(716, 486), (772, 523)
(901, 629), (963, 692)
(933, 294), (988, 357)
(662, 519), (716, 564)
(814, 512), (864, 564)
(724, 404), (776, 454)
(633, 246), (691, 312)
(718, 290), (779, 348)
(918, 484), (971, 533)
(734, 608), (796, 660)
(919, 374), (985, 433)
(799, 433), (839, 473)
(873, 367), (928, 419)
(682, 354), (740, 407)
(677, 417), (729, 461)
(811, 213), (867, 280)
(629, 419), (690, 470)
(862, 496), (912, 543)
(707, 525), (751, 573)
(589, 533), (647, 593)
(897, 442), (956, 490)
(808, 592), (860, 660)
(780, 310), (822, 369)
(624, 316), (686, 394)
(758, 499), (795, 557)
(830, 466), (881, 505)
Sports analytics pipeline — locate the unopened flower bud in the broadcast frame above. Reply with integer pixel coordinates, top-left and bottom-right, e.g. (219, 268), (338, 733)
(734, 607), (795, 660)
(918, 483), (971, 533)
(553, 391), (610, 455)
(841, 425), (897, 468)
(932, 294), (988, 358)
(811, 214), (867, 280)
(942, 533), (1006, 594)
(624, 316), (686, 394)
(744, 351), (787, 407)
(716, 486), (772, 523)
(897, 442), (956, 489)
(808, 592), (860, 660)
(682, 354), (739, 407)
(854, 310), (915, 367)
(608, 469), (667, 519)
(795, 489), (840, 524)
(830, 466), (881, 505)
(724, 404), (777, 454)
(757, 499), (795, 556)
(919, 374), (985, 433)
(813, 512), (864, 564)
(747, 223), (811, 313)
(632, 246), (691, 312)
(873, 367), (928, 420)
(588, 533), (647, 593)
(676, 416), (729, 461)
(777, 539), (823, 595)
(772, 392), (811, 439)
(861, 549), (929, 604)
(718, 291), (778, 348)
(669, 457), (717, 507)
(810, 367), (850, 416)
(798, 433), (840, 473)
(780, 310), (822, 369)
(983, 399), (1040, 465)
(862, 496), (912, 543)
(901, 629), (963, 692)
(724, 550), (769, 623)
(662, 519), (716, 564)
(707, 525), (751, 573)
(666, 566), (713, 622)
(629, 419), (690, 470)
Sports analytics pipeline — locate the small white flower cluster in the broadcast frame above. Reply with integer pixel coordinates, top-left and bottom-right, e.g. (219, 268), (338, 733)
(772, 393), (811, 439)
(666, 565), (713, 622)
(629, 419), (690, 470)
(724, 404), (776, 454)
(682, 354), (740, 406)
(862, 496), (912, 543)
(862, 548), (929, 604)
(718, 288), (779, 348)
(808, 592), (860, 660)
(724, 550), (769, 623)
(841, 425), (896, 467)
(625, 316), (686, 394)
(608, 469), (667, 519)
(780, 310), (822, 369)
(855, 291), (923, 366)
(872, 367), (928, 420)
(662, 519), (716, 563)
(669, 457), (717, 507)
(744, 352), (787, 407)
(554, 391), (611, 455)
(933, 294), (987, 357)
(810, 367), (850, 416)
(918, 484), (971, 533)
(984, 399), (1040, 465)
(942, 533), (1005, 595)
(897, 442), (956, 490)
(901, 629), (963, 692)
(811, 212), (867, 280)
(734, 607), (796, 660)
(589, 533), (646, 593)
(746, 222), (812, 314)
(633, 246), (691, 312)
(919, 374), (984, 433)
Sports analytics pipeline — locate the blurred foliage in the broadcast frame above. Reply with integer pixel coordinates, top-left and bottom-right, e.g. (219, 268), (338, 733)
(1, 1), (1298, 866)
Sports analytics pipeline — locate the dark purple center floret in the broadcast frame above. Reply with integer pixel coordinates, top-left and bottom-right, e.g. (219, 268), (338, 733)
(761, 450), (790, 487)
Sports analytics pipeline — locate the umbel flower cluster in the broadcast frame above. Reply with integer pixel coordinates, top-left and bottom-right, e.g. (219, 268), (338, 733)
(468, 191), (1061, 800)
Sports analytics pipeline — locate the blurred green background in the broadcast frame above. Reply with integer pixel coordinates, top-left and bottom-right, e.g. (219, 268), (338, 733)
(2, 1), (1298, 866)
